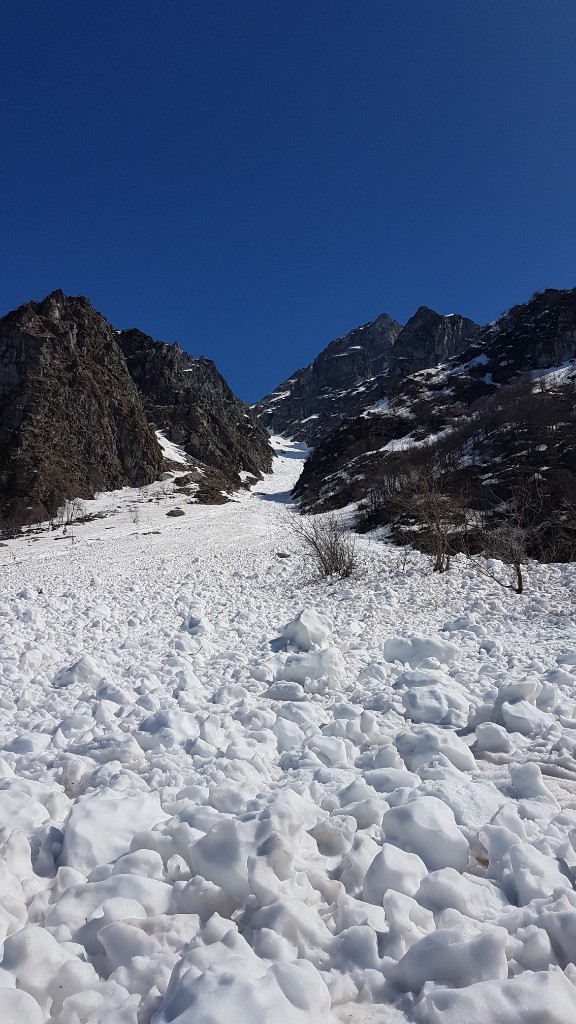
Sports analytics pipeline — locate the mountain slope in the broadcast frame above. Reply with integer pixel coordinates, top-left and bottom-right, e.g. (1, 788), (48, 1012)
(118, 328), (272, 491)
(0, 292), (273, 531)
(255, 307), (479, 445)
(294, 287), (576, 558)
(0, 291), (163, 529)
(255, 312), (402, 444)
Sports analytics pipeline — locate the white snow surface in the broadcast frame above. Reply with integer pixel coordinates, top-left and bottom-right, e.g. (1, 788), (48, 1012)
(155, 431), (190, 466)
(1, 435), (576, 1022)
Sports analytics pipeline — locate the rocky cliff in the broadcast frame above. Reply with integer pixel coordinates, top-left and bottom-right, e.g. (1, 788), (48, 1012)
(0, 291), (273, 531)
(293, 287), (576, 542)
(255, 308), (478, 445)
(254, 312), (402, 445)
(118, 328), (272, 489)
(0, 291), (163, 529)
(386, 306), (480, 388)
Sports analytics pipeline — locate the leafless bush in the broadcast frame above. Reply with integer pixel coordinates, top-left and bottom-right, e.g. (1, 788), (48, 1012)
(469, 477), (546, 594)
(376, 462), (469, 573)
(291, 513), (360, 581)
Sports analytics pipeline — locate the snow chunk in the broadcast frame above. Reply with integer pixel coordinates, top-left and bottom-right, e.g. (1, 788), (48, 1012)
(508, 842), (572, 904)
(363, 843), (428, 903)
(501, 699), (554, 736)
(188, 819), (252, 902)
(384, 635), (460, 669)
(383, 796), (469, 871)
(264, 681), (307, 701)
(280, 608), (332, 651)
(278, 648), (346, 690)
(396, 725), (476, 773)
(474, 722), (513, 754)
(52, 653), (106, 690)
(416, 868), (507, 920)
(180, 608), (212, 636)
(0, 989), (43, 1023)
(154, 956), (332, 1024)
(395, 925), (508, 993)
(399, 668), (470, 727)
(60, 788), (167, 873)
(0, 784), (50, 836)
(419, 970), (576, 1024)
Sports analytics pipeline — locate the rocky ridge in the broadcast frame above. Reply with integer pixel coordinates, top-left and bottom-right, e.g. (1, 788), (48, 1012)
(293, 287), (576, 558)
(255, 307), (479, 446)
(0, 292), (272, 530)
(0, 291), (163, 529)
(118, 328), (272, 494)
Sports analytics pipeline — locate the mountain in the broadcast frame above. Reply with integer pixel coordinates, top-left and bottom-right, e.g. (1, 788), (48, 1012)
(386, 306), (481, 388)
(0, 291), (164, 529)
(118, 328), (272, 494)
(0, 291), (272, 531)
(293, 287), (576, 559)
(255, 307), (479, 445)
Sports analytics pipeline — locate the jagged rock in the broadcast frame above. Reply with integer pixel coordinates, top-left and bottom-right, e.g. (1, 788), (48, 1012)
(386, 307), (480, 388)
(118, 328), (272, 492)
(0, 291), (274, 531)
(255, 312), (402, 444)
(255, 308), (478, 445)
(293, 288), (576, 540)
(0, 291), (163, 529)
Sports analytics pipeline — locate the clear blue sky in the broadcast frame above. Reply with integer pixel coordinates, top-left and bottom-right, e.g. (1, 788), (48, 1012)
(1, 1), (575, 402)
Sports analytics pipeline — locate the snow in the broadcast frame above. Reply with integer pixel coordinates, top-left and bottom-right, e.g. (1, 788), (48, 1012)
(0, 434), (576, 1021)
(155, 431), (190, 466)
(531, 361), (576, 389)
(281, 608), (333, 651)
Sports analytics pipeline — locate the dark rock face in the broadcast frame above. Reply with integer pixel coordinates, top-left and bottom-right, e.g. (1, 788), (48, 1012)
(118, 328), (272, 487)
(386, 307), (480, 388)
(254, 313), (402, 445)
(294, 287), (576, 514)
(0, 291), (163, 528)
(0, 291), (274, 530)
(255, 308), (478, 446)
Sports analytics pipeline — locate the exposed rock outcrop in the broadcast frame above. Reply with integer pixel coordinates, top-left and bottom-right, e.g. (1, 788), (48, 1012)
(293, 287), (576, 532)
(255, 308), (479, 446)
(118, 328), (272, 489)
(0, 291), (163, 528)
(0, 291), (273, 531)
(255, 312), (402, 445)
(386, 306), (480, 388)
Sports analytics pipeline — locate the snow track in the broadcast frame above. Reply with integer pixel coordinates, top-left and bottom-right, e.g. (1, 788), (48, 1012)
(1, 437), (576, 1022)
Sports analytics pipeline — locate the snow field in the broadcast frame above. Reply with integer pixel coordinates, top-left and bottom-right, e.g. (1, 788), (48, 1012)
(0, 437), (575, 1021)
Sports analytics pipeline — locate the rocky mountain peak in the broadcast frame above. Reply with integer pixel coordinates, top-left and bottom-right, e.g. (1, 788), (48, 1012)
(117, 327), (272, 488)
(255, 305), (479, 446)
(0, 292), (273, 531)
(386, 308), (480, 388)
(293, 286), (576, 554)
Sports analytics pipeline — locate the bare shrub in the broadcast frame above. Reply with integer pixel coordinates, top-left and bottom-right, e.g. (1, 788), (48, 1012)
(291, 513), (360, 581)
(469, 477), (546, 594)
(367, 461), (468, 573)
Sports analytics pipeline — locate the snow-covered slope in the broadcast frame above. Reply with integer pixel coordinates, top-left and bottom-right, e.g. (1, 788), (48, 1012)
(1, 440), (576, 1022)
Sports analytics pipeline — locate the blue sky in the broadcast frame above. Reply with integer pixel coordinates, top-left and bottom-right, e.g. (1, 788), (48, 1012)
(1, 1), (575, 402)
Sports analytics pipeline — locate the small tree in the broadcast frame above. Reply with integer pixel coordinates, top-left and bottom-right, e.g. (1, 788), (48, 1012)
(382, 462), (469, 573)
(291, 513), (359, 581)
(470, 476), (545, 594)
